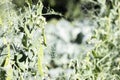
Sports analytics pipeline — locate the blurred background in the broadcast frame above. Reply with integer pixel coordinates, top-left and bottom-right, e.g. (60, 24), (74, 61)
(42, 0), (100, 21)
(41, 0), (99, 79)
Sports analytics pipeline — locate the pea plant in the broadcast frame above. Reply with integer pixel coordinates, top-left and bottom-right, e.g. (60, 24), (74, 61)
(0, 0), (120, 80)
(0, 0), (46, 80)
(69, 0), (120, 80)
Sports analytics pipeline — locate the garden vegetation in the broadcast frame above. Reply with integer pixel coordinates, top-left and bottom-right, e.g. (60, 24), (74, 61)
(0, 0), (120, 80)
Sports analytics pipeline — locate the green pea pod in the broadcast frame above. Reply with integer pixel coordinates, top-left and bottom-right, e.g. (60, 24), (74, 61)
(37, 40), (44, 77)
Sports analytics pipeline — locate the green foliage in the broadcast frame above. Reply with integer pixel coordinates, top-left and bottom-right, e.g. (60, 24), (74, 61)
(0, 0), (46, 79)
(1, 0), (120, 80)
(69, 0), (120, 79)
